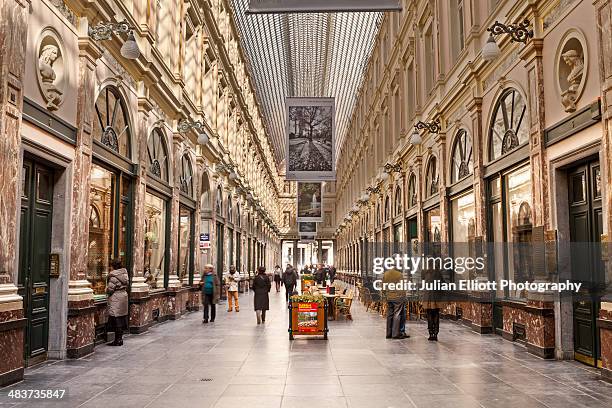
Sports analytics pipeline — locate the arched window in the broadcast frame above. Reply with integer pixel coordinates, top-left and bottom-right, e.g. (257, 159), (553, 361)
(451, 129), (473, 183)
(215, 185), (223, 215)
(407, 173), (417, 208)
(384, 196), (390, 221)
(147, 128), (169, 182)
(394, 187), (402, 215)
(94, 86), (131, 158)
(489, 88), (528, 161)
(179, 154), (194, 197)
(425, 156), (439, 198)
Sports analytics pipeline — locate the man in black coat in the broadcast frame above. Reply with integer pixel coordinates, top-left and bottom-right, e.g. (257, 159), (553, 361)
(282, 266), (298, 302)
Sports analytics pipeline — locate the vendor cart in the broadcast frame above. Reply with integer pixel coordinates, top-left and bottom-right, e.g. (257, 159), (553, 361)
(288, 295), (328, 340)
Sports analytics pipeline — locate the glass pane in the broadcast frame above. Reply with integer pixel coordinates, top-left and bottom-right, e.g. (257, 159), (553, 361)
(489, 176), (501, 198)
(118, 200), (128, 264)
(571, 173), (585, 203)
(491, 202), (504, 297)
(144, 192), (167, 289)
(505, 165), (532, 299)
(36, 170), (52, 202)
(22, 165), (29, 199)
(179, 206), (192, 284)
(592, 166), (601, 198)
(427, 208), (441, 243)
(121, 175), (130, 198)
(88, 164), (115, 296)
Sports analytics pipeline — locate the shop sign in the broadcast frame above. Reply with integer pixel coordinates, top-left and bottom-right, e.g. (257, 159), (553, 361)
(199, 233), (210, 249)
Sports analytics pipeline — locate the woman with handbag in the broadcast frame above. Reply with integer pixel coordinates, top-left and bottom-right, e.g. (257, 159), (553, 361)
(253, 266), (271, 324)
(106, 258), (129, 346)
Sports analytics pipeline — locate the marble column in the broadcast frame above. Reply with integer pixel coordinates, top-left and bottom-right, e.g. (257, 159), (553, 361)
(593, 0), (612, 381)
(292, 240), (298, 269)
(65, 29), (104, 358)
(166, 131), (184, 320)
(466, 95), (493, 332)
(129, 102), (152, 333)
(0, 0), (28, 385)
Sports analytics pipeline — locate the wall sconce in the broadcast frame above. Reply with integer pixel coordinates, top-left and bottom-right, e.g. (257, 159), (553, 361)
(88, 19), (140, 60)
(482, 20), (533, 62)
(411, 119), (440, 145)
(384, 162), (402, 173)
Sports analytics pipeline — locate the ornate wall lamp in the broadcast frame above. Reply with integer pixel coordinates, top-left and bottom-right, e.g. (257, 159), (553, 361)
(88, 19), (140, 60)
(178, 119), (210, 145)
(482, 20), (534, 61)
(384, 162), (402, 174)
(366, 185), (381, 195)
(410, 119), (440, 145)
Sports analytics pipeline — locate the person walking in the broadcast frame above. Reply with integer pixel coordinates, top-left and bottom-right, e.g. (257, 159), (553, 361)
(225, 265), (240, 312)
(106, 258), (129, 346)
(282, 265), (298, 302)
(253, 266), (271, 324)
(273, 265), (282, 292)
(382, 267), (408, 339)
(200, 264), (220, 323)
(329, 265), (336, 284)
(422, 267), (444, 341)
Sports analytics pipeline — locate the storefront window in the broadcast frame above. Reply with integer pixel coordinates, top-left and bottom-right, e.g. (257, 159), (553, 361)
(144, 192), (168, 289)
(506, 165), (533, 298)
(88, 165), (114, 296)
(87, 164), (130, 296)
(451, 191), (475, 281)
(426, 208), (441, 243)
(487, 165), (533, 299)
(178, 206), (192, 284)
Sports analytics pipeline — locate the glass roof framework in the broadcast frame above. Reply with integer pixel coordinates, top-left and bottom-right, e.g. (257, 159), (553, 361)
(230, 0), (383, 165)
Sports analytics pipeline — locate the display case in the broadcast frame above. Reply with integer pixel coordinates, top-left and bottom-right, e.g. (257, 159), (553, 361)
(288, 295), (328, 340)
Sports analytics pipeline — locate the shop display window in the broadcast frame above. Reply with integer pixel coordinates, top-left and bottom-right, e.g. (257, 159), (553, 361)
(144, 192), (168, 289)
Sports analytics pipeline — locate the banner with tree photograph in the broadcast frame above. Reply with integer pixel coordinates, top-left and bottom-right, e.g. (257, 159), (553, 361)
(297, 182), (323, 222)
(286, 97), (335, 181)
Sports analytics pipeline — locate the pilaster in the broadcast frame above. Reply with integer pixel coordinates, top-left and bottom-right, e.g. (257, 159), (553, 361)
(0, 0), (29, 385)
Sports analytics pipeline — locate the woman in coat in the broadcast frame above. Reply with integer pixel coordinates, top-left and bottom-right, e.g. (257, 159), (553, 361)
(253, 266), (271, 324)
(106, 258), (129, 346)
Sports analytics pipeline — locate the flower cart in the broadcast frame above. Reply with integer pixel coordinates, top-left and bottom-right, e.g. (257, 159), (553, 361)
(288, 294), (328, 340)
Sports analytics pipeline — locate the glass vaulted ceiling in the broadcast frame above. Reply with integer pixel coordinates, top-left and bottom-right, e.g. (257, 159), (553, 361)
(230, 0), (383, 165)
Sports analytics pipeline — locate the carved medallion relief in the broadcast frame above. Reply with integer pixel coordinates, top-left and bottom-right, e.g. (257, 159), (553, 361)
(556, 31), (588, 113)
(36, 30), (66, 111)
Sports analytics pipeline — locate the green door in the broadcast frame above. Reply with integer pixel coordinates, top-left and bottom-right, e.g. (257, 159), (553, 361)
(568, 160), (603, 367)
(18, 158), (54, 365)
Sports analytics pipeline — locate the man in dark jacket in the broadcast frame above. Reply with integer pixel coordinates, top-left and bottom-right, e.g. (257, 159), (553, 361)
(282, 266), (298, 302)
(200, 264), (220, 323)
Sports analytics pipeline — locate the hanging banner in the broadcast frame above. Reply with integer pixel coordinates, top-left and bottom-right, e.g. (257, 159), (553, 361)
(297, 182), (323, 222)
(248, 0), (402, 13)
(286, 97), (336, 181)
(298, 222), (317, 235)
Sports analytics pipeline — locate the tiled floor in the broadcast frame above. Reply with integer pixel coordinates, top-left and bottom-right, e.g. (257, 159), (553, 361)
(1, 287), (611, 407)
